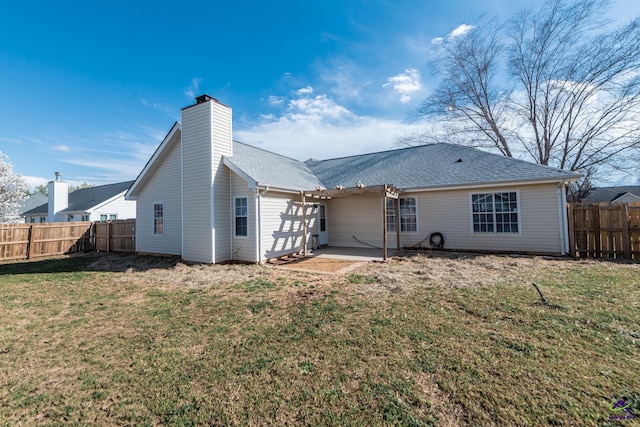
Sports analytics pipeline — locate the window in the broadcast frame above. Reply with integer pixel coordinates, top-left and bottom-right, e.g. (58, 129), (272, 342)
(67, 215), (74, 222)
(154, 203), (164, 235)
(386, 197), (417, 233)
(471, 192), (519, 233)
(29, 217), (35, 223)
(109, 214), (117, 221)
(39, 217), (46, 223)
(100, 214), (108, 222)
(319, 205), (326, 232)
(81, 214), (90, 222)
(235, 197), (248, 237)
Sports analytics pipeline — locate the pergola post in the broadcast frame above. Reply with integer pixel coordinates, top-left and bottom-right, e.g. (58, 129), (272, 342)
(395, 197), (400, 250)
(382, 187), (388, 261)
(301, 192), (307, 257)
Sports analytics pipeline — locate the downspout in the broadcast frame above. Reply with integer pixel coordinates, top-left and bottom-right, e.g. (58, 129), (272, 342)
(556, 180), (568, 255)
(560, 180), (570, 255)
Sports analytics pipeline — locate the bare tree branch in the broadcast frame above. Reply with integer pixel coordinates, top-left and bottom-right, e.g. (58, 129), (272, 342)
(411, 0), (640, 184)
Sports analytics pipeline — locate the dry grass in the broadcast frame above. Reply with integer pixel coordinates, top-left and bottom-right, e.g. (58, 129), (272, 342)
(0, 252), (639, 426)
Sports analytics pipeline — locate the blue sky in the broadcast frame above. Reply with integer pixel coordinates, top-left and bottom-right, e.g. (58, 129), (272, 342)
(1, 0), (638, 189)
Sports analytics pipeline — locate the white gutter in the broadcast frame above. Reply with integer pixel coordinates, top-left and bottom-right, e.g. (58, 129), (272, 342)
(401, 176), (581, 193)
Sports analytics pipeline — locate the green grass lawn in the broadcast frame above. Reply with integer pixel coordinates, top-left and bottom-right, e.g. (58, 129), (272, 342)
(0, 253), (638, 426)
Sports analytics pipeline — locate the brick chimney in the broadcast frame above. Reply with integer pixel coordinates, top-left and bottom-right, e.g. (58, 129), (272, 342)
(48, 172), (69, 221)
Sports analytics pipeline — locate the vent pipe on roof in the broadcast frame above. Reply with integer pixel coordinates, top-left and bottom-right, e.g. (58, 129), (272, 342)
(55, 171), (62, 181)
(195, 94), (213, 104)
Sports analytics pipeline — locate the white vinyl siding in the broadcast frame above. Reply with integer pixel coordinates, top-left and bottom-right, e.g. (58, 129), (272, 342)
(329, 195), (382, 248)
(230, 172), (255, 262)
(260, 191), (314, 261)
(134, 131), (182, 255)
(93, 195), (136, 221)
(212, 103), (233, 263)
(410, 184), (561, 254)
(182, 99), (233, 263)
(182, 101), (214, 263)
(327, 183), (563, 254)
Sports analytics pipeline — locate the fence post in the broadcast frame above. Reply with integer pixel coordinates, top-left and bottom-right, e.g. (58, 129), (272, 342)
(592, 205), (601, 258)
(621, 203), (631, 260)
(26, 224), (35, 260)
(567, 204), (576, 257)
(106, 221), (111, 253)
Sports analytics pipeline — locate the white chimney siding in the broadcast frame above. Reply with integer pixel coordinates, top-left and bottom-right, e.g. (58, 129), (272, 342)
(181, 96), (233, 263)
(48, 175), (69, 222)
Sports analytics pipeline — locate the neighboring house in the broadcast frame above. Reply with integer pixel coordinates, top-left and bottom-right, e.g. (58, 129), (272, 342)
(126, 95), (581, 264)
(19, 192), (48, 217)
(580, 186), (640, 204)
(22, 174), (136, 223)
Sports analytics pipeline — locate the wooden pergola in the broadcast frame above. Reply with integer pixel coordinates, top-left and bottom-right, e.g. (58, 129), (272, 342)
(300, 184), (402, 260)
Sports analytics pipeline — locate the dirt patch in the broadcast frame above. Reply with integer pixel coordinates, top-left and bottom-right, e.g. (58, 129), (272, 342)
(276, 256), (363, 273)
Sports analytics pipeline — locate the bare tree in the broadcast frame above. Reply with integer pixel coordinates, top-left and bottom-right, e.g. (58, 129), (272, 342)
(0, 151), (28, 223)
(411, 0), (640, 184)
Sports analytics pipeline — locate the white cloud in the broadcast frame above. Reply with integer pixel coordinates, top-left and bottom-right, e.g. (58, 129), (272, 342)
(235, 93), (422, 161)
(287, 94), (355, 123)
(449, 23), (474, 38)
(383, 68), (423, 104)
(431, 23), (475, 44)
(54, 144), (70, 152)
(0, 137), (23, 144)
(295, 86), (314, 96)
(267, 95), (285, 106)
(22, 175), (49, 189)
(184, 77), (203, 99)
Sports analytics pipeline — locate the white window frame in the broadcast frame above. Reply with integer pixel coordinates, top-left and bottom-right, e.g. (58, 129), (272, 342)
(234, 197), (248, 238)
(470, 191), (521, 234)
(109, 214), (117, 221)
(153, 203), (164, 235)
(386, 197), (418, 233)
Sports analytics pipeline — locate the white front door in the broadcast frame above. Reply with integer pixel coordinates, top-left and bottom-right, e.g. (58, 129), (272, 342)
(317, 204), (328, 246)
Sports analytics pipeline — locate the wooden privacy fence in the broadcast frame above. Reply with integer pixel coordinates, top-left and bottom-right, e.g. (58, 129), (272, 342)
(0, 220), (135, 262)
(568, 202), (640, 260)
(94, 219), (136, 253)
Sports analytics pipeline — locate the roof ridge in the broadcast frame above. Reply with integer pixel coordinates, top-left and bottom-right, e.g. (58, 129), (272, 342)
(305, 142), (440, 163)
(233, 140), (310, 164)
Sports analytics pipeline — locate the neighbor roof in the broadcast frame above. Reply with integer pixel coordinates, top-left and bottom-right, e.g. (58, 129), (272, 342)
(224, 141), (324, 191)
(304, 143), (580, 190)
(581, 186), (640, 203)
(19, 192), (48, 215)
(23, 181), (134, 215)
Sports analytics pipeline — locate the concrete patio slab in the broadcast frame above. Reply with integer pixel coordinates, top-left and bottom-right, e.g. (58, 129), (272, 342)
(308, 247), (400, 262)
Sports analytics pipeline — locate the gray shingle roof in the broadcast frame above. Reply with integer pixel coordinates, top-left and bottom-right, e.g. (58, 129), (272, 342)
(19, 192), (48, 215)
(23, 181), (134, 215)
(304, 143), (580, 189)
(582, 186), (640, 203)
(225, 141), (324, 191)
